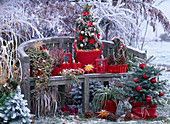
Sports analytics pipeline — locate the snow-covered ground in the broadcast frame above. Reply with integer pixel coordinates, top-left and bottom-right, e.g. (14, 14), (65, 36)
(143, 41), (170, 87)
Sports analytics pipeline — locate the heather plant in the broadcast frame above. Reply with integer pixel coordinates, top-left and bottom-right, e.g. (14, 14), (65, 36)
(49, 46), (64, 66)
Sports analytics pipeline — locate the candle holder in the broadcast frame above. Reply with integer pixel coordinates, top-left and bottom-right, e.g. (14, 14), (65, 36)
(60, 53), (72, 69)
(95, 59), (107, 73)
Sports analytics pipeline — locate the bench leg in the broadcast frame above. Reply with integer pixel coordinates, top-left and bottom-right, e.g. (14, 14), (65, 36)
(58, 85), (65, 106)
(82, 76), (89, 113)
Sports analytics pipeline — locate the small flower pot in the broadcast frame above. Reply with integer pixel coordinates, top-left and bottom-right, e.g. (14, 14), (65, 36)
(102, 100), (119, 115)
(107, 65), (119, 73)
(51, 66), (61, 76)
(117, 64), (127, 73)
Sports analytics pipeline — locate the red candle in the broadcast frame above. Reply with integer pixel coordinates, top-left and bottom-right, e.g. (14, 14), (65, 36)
(66, 62), (71, 69)
(61, 62), (66, 69)
(77, 62), (82, 68)
(72, 59), (77, 69)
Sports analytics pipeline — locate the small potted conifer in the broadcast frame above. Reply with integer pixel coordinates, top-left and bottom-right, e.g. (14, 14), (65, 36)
(107, 37), (128, 73)
(74, 4), (103, 67)
(120, 62), (168, 119)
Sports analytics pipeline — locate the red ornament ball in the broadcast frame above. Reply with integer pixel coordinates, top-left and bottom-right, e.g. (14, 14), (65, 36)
(146, 96), (151, 102)
(136, 86), (142, 92)
(159, 92), (163, 96)
(142, 74), (148, 79)
(134, 78), (138, 83)
(151, 78), (156, 83)
(140, 63), (146, 69)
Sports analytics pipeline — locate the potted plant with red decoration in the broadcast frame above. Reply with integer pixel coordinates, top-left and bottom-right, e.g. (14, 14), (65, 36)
(120, 62), (168, 119)
(74, 4), (102, 67)
(107, 37), (128, 73)
(49, 46), (64, 76)
(92, 86), (123, 116)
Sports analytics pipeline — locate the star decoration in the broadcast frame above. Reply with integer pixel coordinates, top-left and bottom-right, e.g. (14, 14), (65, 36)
(83, 4), (92, 9)
(89, 38), (95, 45)
(82, 11), (89, 16)
(96, 34), (100, 39)
(95, 110), (110, 119)
(33, 41), (43, 51)
(87, 21), (92, 27)
(77, 35), (84, 41)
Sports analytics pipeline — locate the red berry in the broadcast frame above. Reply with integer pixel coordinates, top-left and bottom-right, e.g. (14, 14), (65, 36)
(159, 92), (163, 96)
(134, 78), (138, 83)
(136, 86), (142, 92)
(142, 74), (148, 79)
(151, 78), (156, 83)
(146, 96), (151, 102)
(140, 63), (146, 69)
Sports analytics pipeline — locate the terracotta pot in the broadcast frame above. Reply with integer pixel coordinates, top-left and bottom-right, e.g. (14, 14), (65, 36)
(130, 99), (157, 119)
(102, 100), (119, 115)
(73, 43), (103, 67)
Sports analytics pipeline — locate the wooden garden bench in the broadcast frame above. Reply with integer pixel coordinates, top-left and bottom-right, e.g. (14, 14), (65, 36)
(17, 36), (146, 113)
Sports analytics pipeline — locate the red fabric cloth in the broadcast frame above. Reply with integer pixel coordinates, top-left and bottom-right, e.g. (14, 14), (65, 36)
(73, 43), (103, 67)
(130, 100), (157, 119)
(102, 100), (119, 115)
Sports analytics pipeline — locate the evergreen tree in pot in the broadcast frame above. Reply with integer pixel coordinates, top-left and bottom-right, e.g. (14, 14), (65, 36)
(120, 62), (168, 119)
(74, 4), (103, 67)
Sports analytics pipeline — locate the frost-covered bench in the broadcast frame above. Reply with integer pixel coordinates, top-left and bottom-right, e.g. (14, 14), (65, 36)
(17, 36), (146, 113)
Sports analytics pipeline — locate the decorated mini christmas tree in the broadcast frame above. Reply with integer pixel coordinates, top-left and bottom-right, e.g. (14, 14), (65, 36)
(121, 63), (168, 105)
(74, 4), (101, 51)
(119, 62), (168, 119)
(0, 86), (31, 123)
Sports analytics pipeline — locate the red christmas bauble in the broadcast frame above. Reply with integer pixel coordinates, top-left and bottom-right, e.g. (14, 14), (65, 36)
(151, 78), (156, 83)
(136, 86), (142, 92)
(159, 92), (163, 96)
(146, 96), (151, 102)
(134, 78), (138, 83)
(140, 63), (146, 69)
(142, 74), (148, 79)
